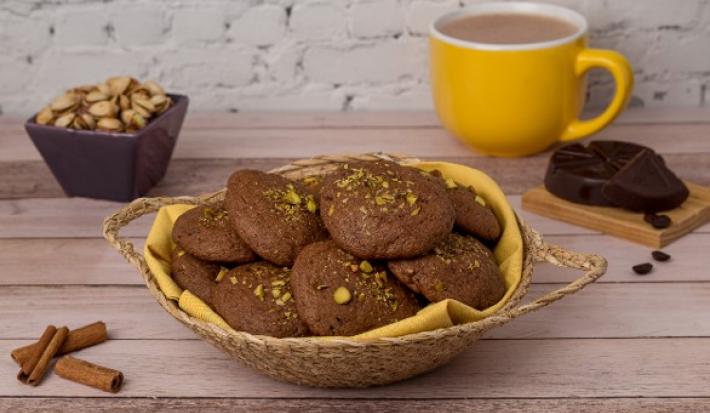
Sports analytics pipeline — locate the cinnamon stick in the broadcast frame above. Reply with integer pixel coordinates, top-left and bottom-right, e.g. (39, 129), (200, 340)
(55, 356), (124, 393)
(18, 326), (69, 386)
(11, 321), (107, 366)
(17, 325), (56, 379)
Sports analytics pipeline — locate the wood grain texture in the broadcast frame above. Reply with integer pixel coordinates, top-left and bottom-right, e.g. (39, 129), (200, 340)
(5, 123), (710, 162)
(1, 397), (709, 413)
(2, 153), (710, 200)
(1, 232), (708, 286)
(1, 338), (710, 398)
(3, 195), (708, 239)
(2, 283), (710, 340)
(523, 182), (710, 248)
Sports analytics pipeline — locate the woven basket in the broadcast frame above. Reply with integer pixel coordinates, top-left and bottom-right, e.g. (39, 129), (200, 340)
(103, 153), (607, 388)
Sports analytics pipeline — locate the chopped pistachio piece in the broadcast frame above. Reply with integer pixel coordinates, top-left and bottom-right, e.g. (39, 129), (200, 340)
(333, 286), (352, 304)
(306, 197), (317, 213)
(445, 177), (457, 189)
(254, 284), (264, 301)
(215, 266), (229, 282)
(284, 190), (301, 205)
(406, 192), (418, 205)
(280, 291), (292, 303)
(177, 250), (186, 257)
(359, 260), (373, 273)
(229, 276), (237, 285)
(474, 195), (487, 206)
(434, 280), (445, 292)
(410, 207), (421, 216)
(272, 288), (282, 299)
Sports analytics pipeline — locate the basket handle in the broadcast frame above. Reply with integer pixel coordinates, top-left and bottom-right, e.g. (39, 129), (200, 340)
(505, 241), (608, 320)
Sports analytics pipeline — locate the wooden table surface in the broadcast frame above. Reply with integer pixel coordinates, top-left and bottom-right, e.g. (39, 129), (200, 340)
(1, 108), (709, 412)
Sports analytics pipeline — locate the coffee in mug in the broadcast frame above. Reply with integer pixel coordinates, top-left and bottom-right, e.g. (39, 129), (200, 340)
(429, 2), (633, 157)
(439, 13), (579, 44)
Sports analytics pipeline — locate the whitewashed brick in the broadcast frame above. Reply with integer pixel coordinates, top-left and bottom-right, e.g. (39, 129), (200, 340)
(112, 6), (166, 46)
(55, 9), (110, 46)
(229, 5), (287, 46)
(172, 8), (226, 42)
(351, 0), (403, 38)
(303, 40), (424, 84)
(407, 0), (458, 35)
(0, 0), (708, 114)
(290, 3), (346, 40)
(160, 49), (253, 89)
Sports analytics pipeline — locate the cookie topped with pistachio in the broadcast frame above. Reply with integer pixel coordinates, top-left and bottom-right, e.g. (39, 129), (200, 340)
(172, 204), (257, 264)
(291, 240), (420, 336)
(212, 262), (309, 338)
(34, 76), (172, 133)
(388, 233), (505, 310)
(319, 160), (455, 259)
(447, 184), (502, 242)
(171, 249), (221, 306)
(225, 170), (328, 266)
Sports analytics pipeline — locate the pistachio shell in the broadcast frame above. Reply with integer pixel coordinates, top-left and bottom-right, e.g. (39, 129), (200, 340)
(106, 76), (133, 96)
(71, 115), (88, 130)
(120, 109), (135, 125)
(96, 117), (123, 132)
(118, 94), (131, 111)
(132, 95), (156, 113)
(54, 112), (76, 128)
(131, 112), (146, 129)
(132, 102), (152, 118)
(80, 113), (96, 130)
(149, 94), (167, 107)
(142, 80), (165, 96)
(85, 90), (109, 103)
(36, 107), (55, 125)
(50, 93), (80, 112)
(88, 101), (118, 118)
(97, 83), (111, 96)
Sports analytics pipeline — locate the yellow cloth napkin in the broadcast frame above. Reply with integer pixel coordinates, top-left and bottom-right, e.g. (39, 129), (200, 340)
(143, 161), (523, 339)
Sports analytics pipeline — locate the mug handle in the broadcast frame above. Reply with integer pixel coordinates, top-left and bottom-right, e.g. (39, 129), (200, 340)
(560, 49), (633, 142)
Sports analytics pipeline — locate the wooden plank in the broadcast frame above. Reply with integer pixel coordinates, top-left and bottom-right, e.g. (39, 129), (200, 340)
(523, 182), (710, 248)
(3, 153), (710, 200)
(3, 283), (710, 340)
(1, 397), (709, 413)
(4, 107), (710, 131)
(2, 195), (709, 239)
(1, 232), (707, 286)
(4, 122), (710, 162)
(1, 338), (709, 397)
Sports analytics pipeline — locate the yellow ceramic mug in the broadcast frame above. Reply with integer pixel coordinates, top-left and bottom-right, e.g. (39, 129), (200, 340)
(430, 2), (633, 157)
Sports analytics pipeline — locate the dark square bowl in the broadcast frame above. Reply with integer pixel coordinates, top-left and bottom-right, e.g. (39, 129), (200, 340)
(25, 94), (188, 202)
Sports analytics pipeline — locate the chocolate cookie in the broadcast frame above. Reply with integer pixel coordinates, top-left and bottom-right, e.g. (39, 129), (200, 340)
(172, 204), (257, 263)
(388, 233), (505, 310)
(320, 161), (455, 259)
(212, 262), (309, 338)
(171, 249), (220, 305)
(225, 170), (327, 266)
(448, 186), (501, 242)
(291, 240), (420, 336)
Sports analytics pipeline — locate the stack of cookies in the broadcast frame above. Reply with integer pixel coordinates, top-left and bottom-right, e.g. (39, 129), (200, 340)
(171, 160), (505, 337)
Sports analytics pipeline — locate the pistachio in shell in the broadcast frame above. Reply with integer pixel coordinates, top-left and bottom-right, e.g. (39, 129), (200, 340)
(50, 93), (80, 112)
(80, 113), (96, 130)
(85, 90), (109, 103)
(132, 94), (156, 113)
(149, 94), (169, 113)
(132, 102), (152, 119)
(118, 94), (131, 111)
(35, 107), (55, 125)
(142, 80), (165, 96)
(88, 101), (118, 118)
(96, 117), (123, 132)
(96, 83), (111, 96)
(54, 112), (76, 128)
(106, 76), (133, 96)
(120, 109), (146, 129)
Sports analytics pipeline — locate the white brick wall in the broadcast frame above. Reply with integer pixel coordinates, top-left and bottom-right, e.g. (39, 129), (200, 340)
(0, 0), (709, 115)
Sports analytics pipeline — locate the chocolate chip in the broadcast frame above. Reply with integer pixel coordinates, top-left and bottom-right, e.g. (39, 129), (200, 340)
(652, 250), (671, 262)
(644, 213), (671, 229)
(632, 262), (653, 275)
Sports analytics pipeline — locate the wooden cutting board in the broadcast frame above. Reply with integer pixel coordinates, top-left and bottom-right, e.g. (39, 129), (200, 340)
(522, 181), (710, 248)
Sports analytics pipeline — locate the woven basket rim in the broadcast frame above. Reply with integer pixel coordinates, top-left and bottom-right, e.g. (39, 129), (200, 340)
(102, 152), (608, 347)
